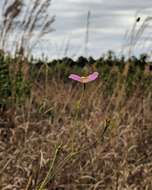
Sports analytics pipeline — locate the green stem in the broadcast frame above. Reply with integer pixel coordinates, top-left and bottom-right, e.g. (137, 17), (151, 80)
(37, 143), (62, 190)
(52, 122), (110, 179)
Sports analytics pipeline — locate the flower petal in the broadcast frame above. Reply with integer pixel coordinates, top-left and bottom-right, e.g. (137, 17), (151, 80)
(69, 74), (81, 81)
(88, 72), (99, 81)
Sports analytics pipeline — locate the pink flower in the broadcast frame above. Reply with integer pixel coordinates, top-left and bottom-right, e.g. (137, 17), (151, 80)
(69, 72), (99, 83)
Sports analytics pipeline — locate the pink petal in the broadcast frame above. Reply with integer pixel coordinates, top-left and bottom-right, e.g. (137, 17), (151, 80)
(88, 72), (99, 81)
(69, 74), (81, 81)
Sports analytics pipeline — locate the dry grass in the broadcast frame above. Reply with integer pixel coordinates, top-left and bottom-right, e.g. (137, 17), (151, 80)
(0, 0), (55, 55)
(0, 77), (152, 190)
(0, 1), (152, 189)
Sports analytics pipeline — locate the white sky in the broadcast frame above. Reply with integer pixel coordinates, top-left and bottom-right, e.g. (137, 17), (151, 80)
(39, 0), (152, 59)
(1, 0), (152, 59)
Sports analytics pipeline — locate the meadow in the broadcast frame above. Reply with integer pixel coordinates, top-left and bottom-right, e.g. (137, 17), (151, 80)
(0, 0), (152, 190)
(0, 50), (152, 190)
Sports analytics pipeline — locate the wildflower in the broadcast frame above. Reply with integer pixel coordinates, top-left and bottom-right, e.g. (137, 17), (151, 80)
(69, 72), (99, 83)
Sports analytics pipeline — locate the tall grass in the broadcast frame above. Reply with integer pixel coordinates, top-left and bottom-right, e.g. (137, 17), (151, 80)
(0, 0), (55, 107)
(0, 2), (152, 190)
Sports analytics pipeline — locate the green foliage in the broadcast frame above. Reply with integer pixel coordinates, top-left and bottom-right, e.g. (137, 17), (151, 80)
(0, 51), (151, 108)
(0, 52), (11, 106)
(0, 53), (31, 107)
(13, 63), (31, 105)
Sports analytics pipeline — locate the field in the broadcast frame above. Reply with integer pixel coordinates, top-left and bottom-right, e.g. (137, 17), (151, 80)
(0, 52), (152, 189)
(0, 0), (152, 190)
